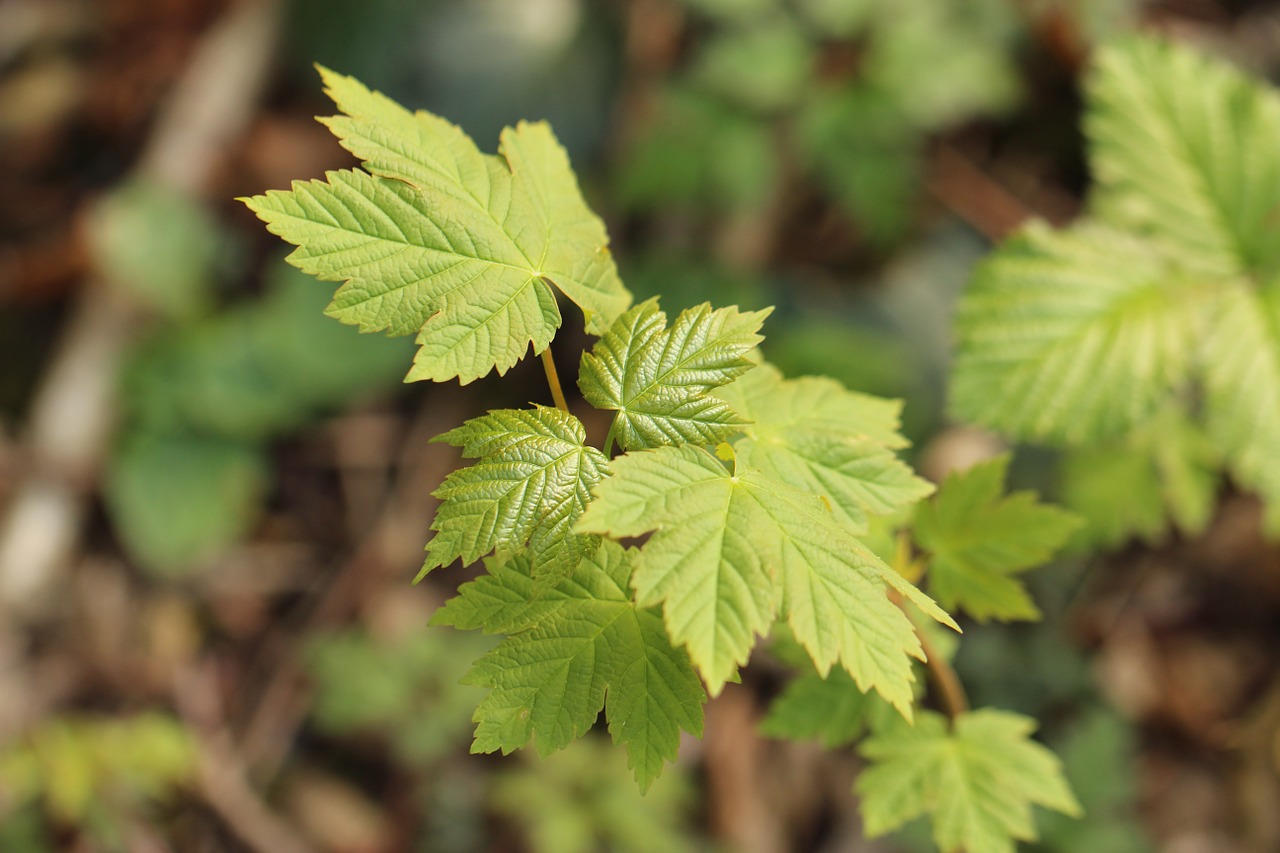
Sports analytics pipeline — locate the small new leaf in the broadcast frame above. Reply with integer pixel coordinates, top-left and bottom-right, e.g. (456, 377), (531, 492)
(578, 299), (771, 450)
(435, 541), (705, 790)
(242, 69), (630, 385)
(914, 455), (1080, 622)
(717, 362), (933, 529)
(858, 709), (1082, 853)
(421, 407), (609, 579)
(576, 445), (956, 715)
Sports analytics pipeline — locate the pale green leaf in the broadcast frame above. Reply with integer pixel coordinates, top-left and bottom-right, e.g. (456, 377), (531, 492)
(242, 70), (630, 385)
(1087, 37), (1280, 280)
(421, 408), (609, 579)
(951, 221), (1207, 443)
(578, 299), (771, 450)
(1060, 406), (1219, 548)
(1201, 282), (1280, 531)
(914, 455), (1080, 622)
(717, 361), (932, 529)
(858, 709), (1082, 853)
(576, 445), (955, 714)
(448, 542), (705, 790)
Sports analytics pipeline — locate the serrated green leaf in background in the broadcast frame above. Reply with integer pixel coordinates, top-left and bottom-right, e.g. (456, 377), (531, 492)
(1035, 710), (1152, 853)
(951, 221), (1207, 444)
(243, 68), (630, 385)
(914, 455), (1080, 622)
(576, 444), (955, 713)
(421, 407), (609, 580)
(1059, 407), (1219, 549)
(578, 299), (770, 451)
(858, 709), (1081, 853)
(437, 542), (705, 790)
(717, 361), (932, 530)
(1087, 37), (1280, 280)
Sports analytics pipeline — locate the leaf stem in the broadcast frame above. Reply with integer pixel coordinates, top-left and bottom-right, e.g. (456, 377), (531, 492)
(540, 348), (570, 413)
(916, 621), (969, 723)
(603, 418), (619, 457)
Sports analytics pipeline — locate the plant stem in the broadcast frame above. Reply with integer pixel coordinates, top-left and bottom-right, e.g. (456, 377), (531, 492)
(916, 621), (969, 723)
(540, 348), (570, 413)
(603, 419), (619, 457)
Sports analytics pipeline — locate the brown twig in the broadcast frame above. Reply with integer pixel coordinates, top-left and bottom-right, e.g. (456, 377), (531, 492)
(916, 620), (970, 722)
(174, 663), (318, 853)
(235, 394), (466, 781)
(926, 142), (1068, 243)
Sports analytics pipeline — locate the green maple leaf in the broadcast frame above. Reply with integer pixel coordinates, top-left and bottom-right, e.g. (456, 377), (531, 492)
(420, 407), (609, 579)
(433, 541), (705, 790)
(575, 444), (956, 714)
(242, 68), (631, 385)
(578, 298), (771, 450)
(716, 361), (933, 529)
(1087, 37), (1280, 280)
(951, 221), (1208, 444)
(913, 455), (1080, 622)
(858, 709), (1082, 853)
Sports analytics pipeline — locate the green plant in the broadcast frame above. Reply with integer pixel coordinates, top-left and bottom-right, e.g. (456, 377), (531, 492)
(87, 174), (413, 574)
(0, 713), (195, 852)
(242, 66), (1085, 851)
(952, 37), (1280, 545)
(619, 0), (1024, 244)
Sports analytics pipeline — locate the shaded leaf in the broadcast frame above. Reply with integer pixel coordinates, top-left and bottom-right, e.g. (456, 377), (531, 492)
(914, 455), (1080, 622)
(858, 709), (1082, 853)
(442, 542), (705, 790)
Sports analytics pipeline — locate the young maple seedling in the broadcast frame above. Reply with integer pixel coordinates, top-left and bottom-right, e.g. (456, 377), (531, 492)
(243, 66), (1081, 852)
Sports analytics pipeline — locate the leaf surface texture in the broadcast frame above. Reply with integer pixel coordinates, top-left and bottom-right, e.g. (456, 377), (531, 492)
(422, 408), (609, 579)
(576, 445), (955, 713)
(434, 542), (704, 790)
(243, 70), (630, 384)
(578, 299), (770, 450)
